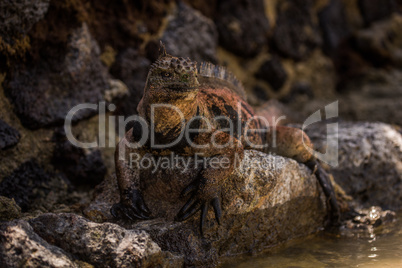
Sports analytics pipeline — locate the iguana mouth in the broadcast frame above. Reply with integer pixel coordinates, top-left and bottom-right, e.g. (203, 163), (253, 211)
(165, 83), (198, 91)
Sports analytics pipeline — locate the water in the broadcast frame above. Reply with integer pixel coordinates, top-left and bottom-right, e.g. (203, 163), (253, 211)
(221, 214), (402, 268)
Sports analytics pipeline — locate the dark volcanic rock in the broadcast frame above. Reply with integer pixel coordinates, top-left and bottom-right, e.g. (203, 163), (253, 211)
(255, 56), (288, 90)
(0, 220), (78, 268)
(0, 0), (50, 43)
(215, 0), (269, 57)
(6, 23), (109, 129)
(273, 0), (321, 60)
(306, 122), (402, 210)
(162, 2), (218, 62)
(52, 130), (107, 186)
(110, 49), (150, 116)
(0, 119), (20, 150)
(358, 0), (397, 26)
(319, 0), (350, 55)
(0, 160), (68, 212)
(29, 213), (183, 267)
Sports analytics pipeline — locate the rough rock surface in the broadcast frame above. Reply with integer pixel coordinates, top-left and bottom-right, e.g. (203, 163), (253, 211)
(305, 122), (402, 210)
(0, 160), (69, 212)
(29, 213), (183, 268)
(6, 23), (109, 129)
(0, 119), (20, 150)
(0, 220), (78, 268)
(86, 150), (326, 266)
(162, 2), (218, 63)
(215, 0), (269, 57)
(0, 0), (50, 43)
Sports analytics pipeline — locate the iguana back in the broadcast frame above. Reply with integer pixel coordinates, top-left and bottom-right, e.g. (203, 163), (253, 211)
(198, 62), (247, 100)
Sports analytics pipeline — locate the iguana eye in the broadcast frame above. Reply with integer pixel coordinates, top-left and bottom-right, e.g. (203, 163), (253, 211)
(161, 71), (172, 79)
(182, 74), (189, 79)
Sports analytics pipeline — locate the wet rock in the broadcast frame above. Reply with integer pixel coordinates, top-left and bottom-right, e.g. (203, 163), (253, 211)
(0, 220), (78, 268)
(29, 213), (183, 267)
(340, 206), (396, 237)
(353, 14), (402, 67)
(162, 2), (218, 62)
(358, 0), (397, 26)
(0, 0), (50, 44)
(0, 196), (21, 221)
(0, 119), (20, 150)
(0, 160), (69, 212)
(215, 0), (269, 57)
(52, 130), (107, 187)
(6, 23), (109, 129)
(318, 0), (350, 55)
(110, 49), (150, 116)
(255, 56), (288, 91)
(87, 150), (326, 266)
(273, 0), (322, 60)
(305, 122), (402, 210)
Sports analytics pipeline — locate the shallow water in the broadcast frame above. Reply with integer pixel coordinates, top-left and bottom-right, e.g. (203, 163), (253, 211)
(221, 214), (402, 268)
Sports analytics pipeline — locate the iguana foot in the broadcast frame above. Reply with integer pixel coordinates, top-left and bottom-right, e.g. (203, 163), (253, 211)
(110, 189), (151, 220)
(175, 179), (222, 236)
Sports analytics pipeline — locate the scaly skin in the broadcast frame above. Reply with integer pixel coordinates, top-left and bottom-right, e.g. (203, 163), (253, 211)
(111, 43), (340, 235)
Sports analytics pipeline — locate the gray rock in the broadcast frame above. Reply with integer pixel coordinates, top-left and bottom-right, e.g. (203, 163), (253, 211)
(0, 0), (50, 43)
(162, 2), (218, 63)
(0, 220), (78, 268)
(87, 150), (327, 266)
(215, 0), (269, 57)
(305, 122), (402, 210)
(7, 23), (109, 129)
(0, 119), (20, 150)
(29, 213), (183, 267)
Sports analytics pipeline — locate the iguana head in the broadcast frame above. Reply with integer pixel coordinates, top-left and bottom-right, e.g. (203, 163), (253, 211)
(145, 42), (200, 92)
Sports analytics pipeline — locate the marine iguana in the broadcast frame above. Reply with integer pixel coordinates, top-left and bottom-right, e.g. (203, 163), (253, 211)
(111, 42), (340, 235)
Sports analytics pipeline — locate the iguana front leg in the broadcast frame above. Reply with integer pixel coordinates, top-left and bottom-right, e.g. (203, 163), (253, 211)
(261, 126), (341, 223)
(175, 131), (244, 236)
(110, 127), (151, 220)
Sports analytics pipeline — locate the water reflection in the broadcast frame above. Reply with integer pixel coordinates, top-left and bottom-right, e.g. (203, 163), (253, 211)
(221, 214), (402, 268)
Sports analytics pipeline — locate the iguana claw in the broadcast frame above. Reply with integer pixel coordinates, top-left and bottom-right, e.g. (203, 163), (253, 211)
(110, 189), (152, 220)
(175, 179), (222, 236)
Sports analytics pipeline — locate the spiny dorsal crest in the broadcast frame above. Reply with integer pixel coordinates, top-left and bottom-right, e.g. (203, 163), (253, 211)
(150, 41), (197, 73)
(198, 62), (246, 99)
